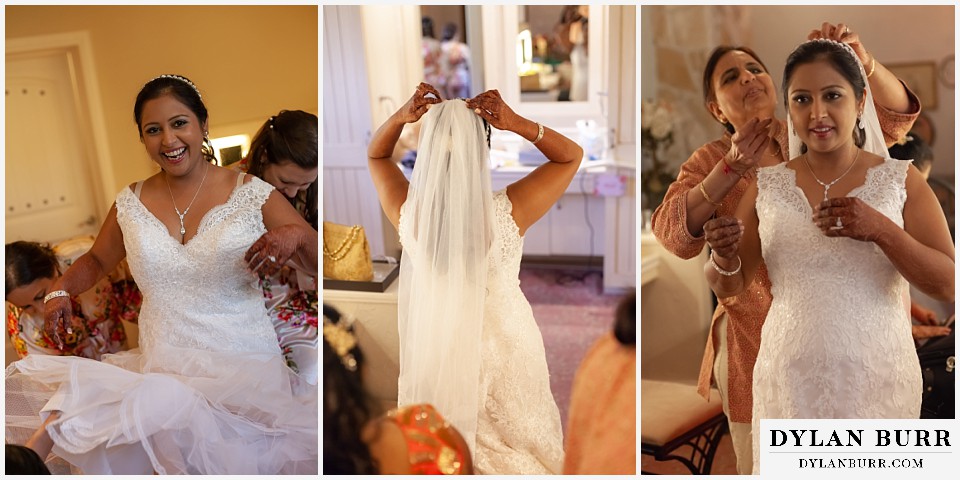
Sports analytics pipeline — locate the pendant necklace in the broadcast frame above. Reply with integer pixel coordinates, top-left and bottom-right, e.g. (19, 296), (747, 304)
(802, 148), (860, 201)
(163, 162), (210, 243)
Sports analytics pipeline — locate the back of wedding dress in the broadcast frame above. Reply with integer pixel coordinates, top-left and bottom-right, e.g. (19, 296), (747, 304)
(398, 100), (563, 474)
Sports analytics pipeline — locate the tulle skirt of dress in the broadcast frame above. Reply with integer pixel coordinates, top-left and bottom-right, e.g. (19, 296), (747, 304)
(5, 344), (318, 475)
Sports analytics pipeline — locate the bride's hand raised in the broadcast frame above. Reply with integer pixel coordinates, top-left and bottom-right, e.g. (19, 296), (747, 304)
(396, 82), (443, 124)
(466, 89), (521, 132)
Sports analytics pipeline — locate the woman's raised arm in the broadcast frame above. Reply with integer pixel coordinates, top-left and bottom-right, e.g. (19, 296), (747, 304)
(368, 83), (442, 230)
(467, 89), (583, 236)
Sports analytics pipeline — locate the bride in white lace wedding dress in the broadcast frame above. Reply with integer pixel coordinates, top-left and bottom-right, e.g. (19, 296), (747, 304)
(704, 39), (954, 475)
(368, 84), (584, 474)
(5, 75), (318, 475)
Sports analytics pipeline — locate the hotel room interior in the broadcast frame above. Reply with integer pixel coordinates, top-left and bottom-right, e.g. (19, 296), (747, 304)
(322, 3), (637, 436)
(4, 5), (318, 363)
(5, 3), (953, 475)
(641, 5), (954, 474)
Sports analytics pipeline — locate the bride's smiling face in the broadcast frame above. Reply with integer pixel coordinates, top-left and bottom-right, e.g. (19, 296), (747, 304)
(139, 94), (208, 176)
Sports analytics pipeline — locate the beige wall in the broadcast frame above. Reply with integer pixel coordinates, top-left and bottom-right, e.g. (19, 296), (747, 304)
(6, 5), (318, 200)
(641, 5), (955, 179)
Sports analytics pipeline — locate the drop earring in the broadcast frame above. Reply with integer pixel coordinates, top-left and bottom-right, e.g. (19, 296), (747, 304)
(857, 114), (864, 130)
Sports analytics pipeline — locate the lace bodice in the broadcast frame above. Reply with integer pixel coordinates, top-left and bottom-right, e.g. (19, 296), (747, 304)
(757, 158), (909, 308)
(750, 157), (921, 472)
(115, 176), (280, 356)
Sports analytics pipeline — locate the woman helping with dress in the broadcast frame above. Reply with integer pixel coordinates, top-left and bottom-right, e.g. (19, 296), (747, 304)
(6, 240), (140, 360)
(5, 74), (318, 474)
(650, 21), (920, 474)
(704, 38), (954, 474)
(238, 109), (319, 384)
(367, 83), (582, 474)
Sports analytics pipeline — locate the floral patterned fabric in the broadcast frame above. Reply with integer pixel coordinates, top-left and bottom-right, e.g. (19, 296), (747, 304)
(233, 159), (319, 384)
(5, 237), (141, 360)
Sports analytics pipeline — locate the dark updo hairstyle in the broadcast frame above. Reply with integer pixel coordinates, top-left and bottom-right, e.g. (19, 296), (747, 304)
(422, 16), (435, 39)
(244, 110), (318, 229)
(888, 132), (934, 173)
(323, 304), (379, 474)
(441, 22), (458, 42)
(5, 444), (52, 474)
(782, 40), (867, 154)
(133, 74), (217, 164)
(613, 291), (636, 346)
(5, 241), (59, 296)
(702, 46), (770, 135)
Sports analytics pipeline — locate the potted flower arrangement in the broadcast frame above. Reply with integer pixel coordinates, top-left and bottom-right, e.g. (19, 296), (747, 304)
(640, 99), (677, 210)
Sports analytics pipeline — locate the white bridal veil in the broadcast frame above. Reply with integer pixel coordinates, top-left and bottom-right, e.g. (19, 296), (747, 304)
(786, 38), (888, 160)
(397, 99), (494, 453)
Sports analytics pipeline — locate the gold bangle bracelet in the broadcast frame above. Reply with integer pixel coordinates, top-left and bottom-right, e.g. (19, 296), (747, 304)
(865, 53), (876, 79)
(699, 182), (722, 207)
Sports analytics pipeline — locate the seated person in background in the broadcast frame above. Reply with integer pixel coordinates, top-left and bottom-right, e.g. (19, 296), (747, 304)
(888, 134), (954, 342)
(235, 110), (319, 384)
(323, 304), (473, 475)
(5, 238), (140, 360)
(564, 292), (636, 474)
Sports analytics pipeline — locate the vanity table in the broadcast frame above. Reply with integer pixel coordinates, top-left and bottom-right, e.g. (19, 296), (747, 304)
(323, 4), (636, 294)
(323, 278), (400, 410)
(489, 142), (635, 292)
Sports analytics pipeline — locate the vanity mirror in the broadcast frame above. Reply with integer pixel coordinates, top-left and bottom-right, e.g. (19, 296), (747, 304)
(481, 4), (609, 128)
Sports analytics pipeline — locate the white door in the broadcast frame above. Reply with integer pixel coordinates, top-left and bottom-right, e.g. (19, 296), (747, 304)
(6, 50), (101, 244)
(322, 5), (386, 257)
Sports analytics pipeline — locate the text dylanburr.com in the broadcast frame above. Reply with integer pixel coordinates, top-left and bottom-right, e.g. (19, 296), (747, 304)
(759, 419), (957, 478)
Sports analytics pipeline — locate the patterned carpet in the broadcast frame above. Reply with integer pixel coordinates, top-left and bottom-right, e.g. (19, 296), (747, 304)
(517, 267), (626, 435)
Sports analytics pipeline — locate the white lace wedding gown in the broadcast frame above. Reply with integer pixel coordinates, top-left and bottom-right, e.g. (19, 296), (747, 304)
(5, 175), (317, 475)
(751, 158), (921, 473)
(399, 190), (564, 474)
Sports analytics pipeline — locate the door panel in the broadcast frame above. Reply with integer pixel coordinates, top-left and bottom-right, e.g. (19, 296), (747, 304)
(6, 51), (100, 243)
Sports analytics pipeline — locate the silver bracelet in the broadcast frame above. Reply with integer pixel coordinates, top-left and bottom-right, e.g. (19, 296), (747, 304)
(43, 290), (70, 304)
(531, 122), (544, 144)
(709, 252), (741, 276)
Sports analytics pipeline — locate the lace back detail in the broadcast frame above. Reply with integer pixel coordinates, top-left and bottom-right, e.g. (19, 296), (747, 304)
(490, 190), (522, 275)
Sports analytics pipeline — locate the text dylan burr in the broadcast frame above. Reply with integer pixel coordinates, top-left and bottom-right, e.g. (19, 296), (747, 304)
(771, 429), (951, 447)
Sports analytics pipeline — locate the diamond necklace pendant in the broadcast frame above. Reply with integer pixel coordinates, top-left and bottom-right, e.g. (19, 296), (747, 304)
(177, 213), (187, 239)
(164, 162), (210, 244)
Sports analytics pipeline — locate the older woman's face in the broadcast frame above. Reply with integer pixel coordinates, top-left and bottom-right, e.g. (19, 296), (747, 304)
(708, 50), (777, 131)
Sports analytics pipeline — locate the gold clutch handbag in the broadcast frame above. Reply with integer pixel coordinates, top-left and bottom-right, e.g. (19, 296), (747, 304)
(323, 221), (374, 281)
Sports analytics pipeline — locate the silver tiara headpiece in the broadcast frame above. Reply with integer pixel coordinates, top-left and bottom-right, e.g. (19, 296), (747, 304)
(149, 74), (202, 100)
(798, 38), (864, 74)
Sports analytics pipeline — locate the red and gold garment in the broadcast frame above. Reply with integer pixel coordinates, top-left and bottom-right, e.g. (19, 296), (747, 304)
(386, 404), (471, 475)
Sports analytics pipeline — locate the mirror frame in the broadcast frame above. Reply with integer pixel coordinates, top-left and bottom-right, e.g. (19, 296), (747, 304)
(480, 4), (609, 128)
